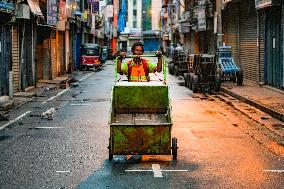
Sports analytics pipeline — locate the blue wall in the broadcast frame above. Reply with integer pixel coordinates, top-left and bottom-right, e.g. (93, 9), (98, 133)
(144, 39), (159, 52)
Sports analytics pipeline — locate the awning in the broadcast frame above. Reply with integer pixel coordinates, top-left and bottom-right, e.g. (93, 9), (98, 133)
(27, 0), (43, 16)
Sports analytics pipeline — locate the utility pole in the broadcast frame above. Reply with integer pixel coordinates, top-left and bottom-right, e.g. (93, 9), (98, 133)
(216, 0), (223, 47)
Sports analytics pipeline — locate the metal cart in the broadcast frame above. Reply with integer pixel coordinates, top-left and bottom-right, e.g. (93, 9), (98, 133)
(109, 55), (178, 161)
(187, 54), (221, 93)
(216, 46), (243, 85)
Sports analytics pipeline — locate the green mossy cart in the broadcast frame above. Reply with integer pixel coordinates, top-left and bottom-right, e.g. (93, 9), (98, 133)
(108, 55), (178, 161)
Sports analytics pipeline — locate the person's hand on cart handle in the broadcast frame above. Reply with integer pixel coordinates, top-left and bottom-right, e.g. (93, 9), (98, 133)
(118, 52), (126, 60)
(155, 50), (162, 57)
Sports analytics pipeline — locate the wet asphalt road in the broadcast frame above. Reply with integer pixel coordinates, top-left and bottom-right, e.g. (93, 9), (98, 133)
(0, 59), (284, 189)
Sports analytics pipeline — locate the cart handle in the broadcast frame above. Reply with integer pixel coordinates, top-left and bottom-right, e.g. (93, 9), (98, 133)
(114, 55), (167, 83)
(124, 55), (160, 58)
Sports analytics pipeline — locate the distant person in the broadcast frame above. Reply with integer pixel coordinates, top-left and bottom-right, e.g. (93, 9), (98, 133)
(175, 43), (183, 51)
(170, 43), (175, 58)
(116, 41), (162, 82)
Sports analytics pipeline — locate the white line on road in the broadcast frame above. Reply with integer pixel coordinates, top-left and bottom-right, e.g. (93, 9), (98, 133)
(263, 170), (284, 173)
(0, 111), (31, 131)
(125, 164), (189, 178)
(41, 88), (70, 105)
(70, 104), (90, 106)
(55, 171), (71, 173)
(34, 127), (63, 129)
(41, 73), (94, 105)
(79, 73), (94, 82)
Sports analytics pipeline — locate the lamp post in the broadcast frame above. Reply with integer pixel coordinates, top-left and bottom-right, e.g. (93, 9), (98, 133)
(142, 10), (146, 43)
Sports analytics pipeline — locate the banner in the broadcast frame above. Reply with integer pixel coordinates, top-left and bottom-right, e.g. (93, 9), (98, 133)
(47, 0), (58, 25)
(117, 0), (126, 32)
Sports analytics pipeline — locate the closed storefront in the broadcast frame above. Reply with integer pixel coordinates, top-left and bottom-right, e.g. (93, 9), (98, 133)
(12, 25), (19, 92)
(258, 9), (266, 83)
(51, 30), (58, 78)
(58, 31), (66, 75)
(239, 0), (258, 82)
(222, 2), (240, 66)
(19, 19), (35, 90)
(36, 26), (51, 80)
(0, 21), (11, 95)
(265, 6), (283, 88)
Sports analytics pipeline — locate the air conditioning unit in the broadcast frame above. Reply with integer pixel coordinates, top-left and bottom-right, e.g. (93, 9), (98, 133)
(16, 4), (30, 19)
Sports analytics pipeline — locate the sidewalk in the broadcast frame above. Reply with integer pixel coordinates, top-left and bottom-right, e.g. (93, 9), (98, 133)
(221, 80), (284, 139)
(221, 80), (284, 121)
(0, 75), (72, 115)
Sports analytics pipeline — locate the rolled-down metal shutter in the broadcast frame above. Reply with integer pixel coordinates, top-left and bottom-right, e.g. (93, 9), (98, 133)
(224, 3), (240, 66)
(51, 30), (57, 78)
(240, 1), (258, 82)
(12, 25), (19, 92)
(58, 31), (65, 75)
(258, 9), (265, 83)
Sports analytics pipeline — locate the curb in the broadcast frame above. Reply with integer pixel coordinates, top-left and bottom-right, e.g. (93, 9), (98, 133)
(221, 86), (284, 122)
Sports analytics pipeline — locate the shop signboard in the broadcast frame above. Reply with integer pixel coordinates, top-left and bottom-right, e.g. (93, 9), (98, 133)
(197, 8), (206, 31)
(47, 0), (58, 25)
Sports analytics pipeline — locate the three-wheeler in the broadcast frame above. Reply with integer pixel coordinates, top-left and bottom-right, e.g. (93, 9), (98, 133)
(108, 54), (178, 161)
(80, 43), (102, 71)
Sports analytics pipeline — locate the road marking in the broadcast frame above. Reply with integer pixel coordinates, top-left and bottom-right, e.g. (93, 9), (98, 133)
(79, 73), (94, 82)
(70, 104), (90, 106)
(55, 170), (70, 173)
(125, 163), (189, 178)
(34, 127), (63, 129)
(263, 170), (284, 173)
(41, 88), (70, 105)
(152, 164), (163, 177)
(41, 73), (94, 105)
(0, 111), (31, 131)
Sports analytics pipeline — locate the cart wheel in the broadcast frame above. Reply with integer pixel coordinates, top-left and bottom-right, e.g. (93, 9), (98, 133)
(174, 66), (179, 76)
(189, 73), (194, 89)
(184, 73), (189, 87)
(236, 70), (243, 86)
(168, 63), (174, 75)
(108, 138), (113, 161)
(192, 75), (198, 93)
(215, 74), (221, 92)
(109, 150), (113, 161)
(172, 137), (178, 160)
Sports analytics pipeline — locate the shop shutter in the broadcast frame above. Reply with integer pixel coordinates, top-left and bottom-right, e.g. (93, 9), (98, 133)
(239, 1), (258, 82)
(12, 25), (19, 91)
(265, 7), (282, 87)
(58, 31), (65, 75)
(51, 31), (57, 78)
(258, 9), (265, 83)
(225, 3), (240, 66)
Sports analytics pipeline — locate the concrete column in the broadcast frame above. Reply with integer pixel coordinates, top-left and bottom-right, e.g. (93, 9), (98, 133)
(9, 71), (13, 99)
(137, 0), (142, 29)
(128, 0), (133, 28)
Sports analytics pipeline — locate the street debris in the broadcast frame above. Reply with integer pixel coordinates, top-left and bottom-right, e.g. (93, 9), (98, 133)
(41, 85), (57, 91)
(0, 114), (9, 121)
(261, 116), (269, 120)
(41, 108), (56, 120)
